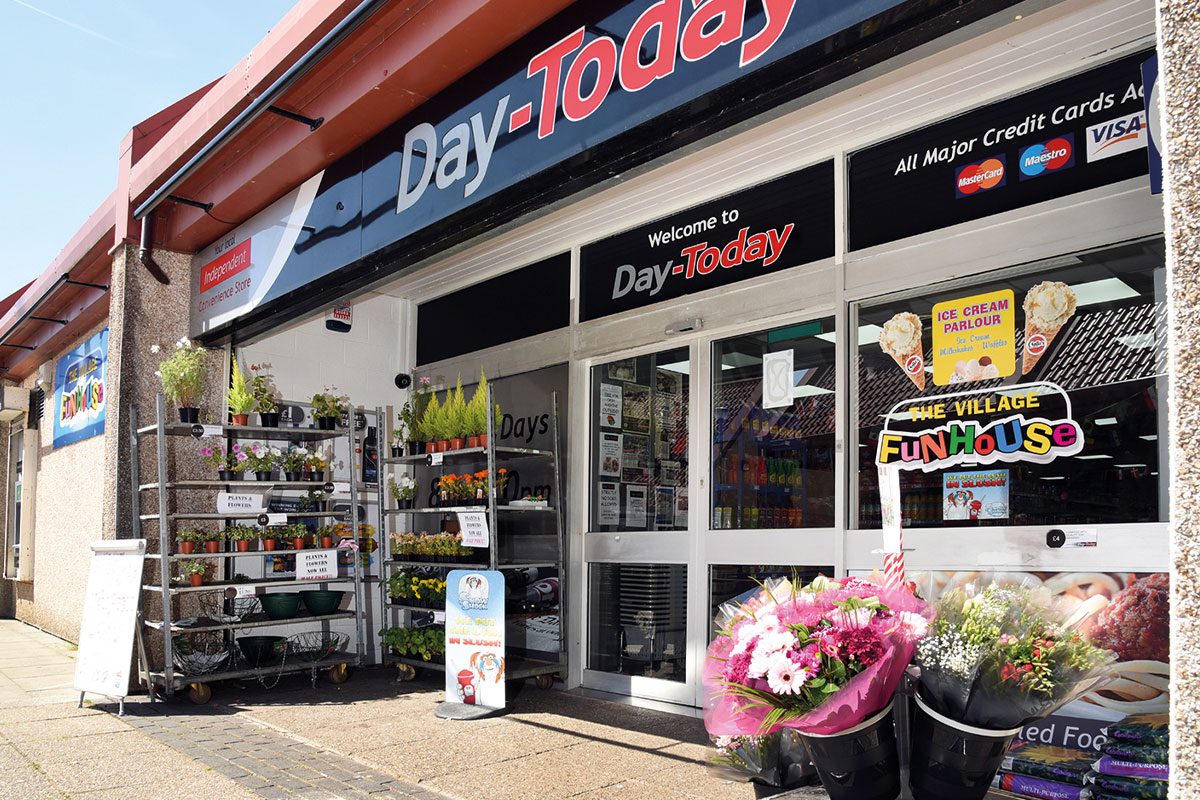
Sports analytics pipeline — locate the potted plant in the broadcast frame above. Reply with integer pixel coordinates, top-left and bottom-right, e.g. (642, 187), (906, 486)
(389, 474), (417, 510)
(201, 529), (224, 554)
(485, 400), (502, 449)
(244, 443), (279, 481)
(446, 376), (468, 451)
(227, 524), (258, 552)
(201, 442), (248, 480)
(420, 390), (444, 452)
(304, 448), (329, 482)
(179, 559), (208, 588)
(153, 338), (207, 423)
(249, 363), (281, 427)
(176, 528), (207, 555)
(227, 360), (255, 426)
(909, 582), (1115, 800)
(317, 523), (340, 549)
(390, 531), (417, 561)
(287, 522), (310, 550)
(278, 446), (307, 482)
(405, 376), (434, 455)
(466, 369), (490, 448)
(390, 413), (407, 458)
(311, 387), (347, 430)
(262, 526), (283, 551)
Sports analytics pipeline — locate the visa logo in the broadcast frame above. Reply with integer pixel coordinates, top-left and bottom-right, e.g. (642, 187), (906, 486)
(1085, 112), (1147, 163)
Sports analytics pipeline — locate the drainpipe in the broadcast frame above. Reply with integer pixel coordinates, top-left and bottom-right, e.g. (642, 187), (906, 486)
(138, 213), (170, 285)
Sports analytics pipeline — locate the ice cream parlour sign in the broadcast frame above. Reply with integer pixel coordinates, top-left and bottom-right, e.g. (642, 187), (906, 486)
(876, 382), (1083, 472)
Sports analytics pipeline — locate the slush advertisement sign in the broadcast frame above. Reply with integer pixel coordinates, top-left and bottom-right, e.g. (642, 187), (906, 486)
(445, 570), (506, 709)
(53, 328), (108, 449)
(849, 51), (1153, 250)
(192, 0), (978, 335)
(579, 163), (833, 321)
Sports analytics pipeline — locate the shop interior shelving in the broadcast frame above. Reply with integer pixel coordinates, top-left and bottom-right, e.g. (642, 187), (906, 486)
(132, 394), (366, 703)
(376, 385), (566, 688)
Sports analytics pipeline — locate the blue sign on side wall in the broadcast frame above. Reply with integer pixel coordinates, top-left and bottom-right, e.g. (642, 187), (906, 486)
(1142, 54), (1162, 195)
(53, 328), (108, 449)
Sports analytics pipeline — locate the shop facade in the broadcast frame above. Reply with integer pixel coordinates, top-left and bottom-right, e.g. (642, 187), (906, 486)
(0, 0), (1187, 774)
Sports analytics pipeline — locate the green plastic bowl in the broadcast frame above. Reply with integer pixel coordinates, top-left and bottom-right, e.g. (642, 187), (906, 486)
(237, 635), (285, 667)
(299, 590), (345, 616)
(259, 592), (302, 620)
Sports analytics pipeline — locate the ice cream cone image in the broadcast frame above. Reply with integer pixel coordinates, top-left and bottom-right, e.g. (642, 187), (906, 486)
(880, 312), (926, 391)
(1021, 281), (1077, 375)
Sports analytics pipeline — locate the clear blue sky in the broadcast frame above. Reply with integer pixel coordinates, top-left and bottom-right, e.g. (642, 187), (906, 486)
(0, 0), (296, 300)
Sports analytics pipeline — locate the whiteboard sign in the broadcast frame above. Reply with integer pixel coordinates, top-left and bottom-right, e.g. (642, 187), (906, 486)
(217, 492), (268, 514)
(296, 550), (338, 581)
(75, 540), (146, 700)
(458, 511), (491, 548)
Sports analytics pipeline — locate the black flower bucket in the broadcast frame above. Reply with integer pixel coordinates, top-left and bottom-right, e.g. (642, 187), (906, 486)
(908, 694), (1023, 800)
(795, 702), (900, 800)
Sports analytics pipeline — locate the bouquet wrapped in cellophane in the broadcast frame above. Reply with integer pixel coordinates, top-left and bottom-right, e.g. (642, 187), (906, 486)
(914, 581), (1116, 730)
(703, 575), (934, 746)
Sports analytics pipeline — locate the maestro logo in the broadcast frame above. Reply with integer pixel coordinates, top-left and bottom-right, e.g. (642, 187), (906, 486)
(1019, 134), (1075, 180)
(955, 156), (1006, 198)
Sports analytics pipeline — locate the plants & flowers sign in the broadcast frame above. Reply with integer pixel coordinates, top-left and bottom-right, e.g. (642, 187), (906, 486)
(53, 328), (108, 448)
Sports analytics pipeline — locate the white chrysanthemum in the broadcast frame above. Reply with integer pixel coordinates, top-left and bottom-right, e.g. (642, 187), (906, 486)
(150, 344), (160, 354)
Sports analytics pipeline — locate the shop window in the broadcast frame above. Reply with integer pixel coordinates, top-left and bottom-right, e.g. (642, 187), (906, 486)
(5, 426), (22, 578)
(855, 241), (1167, 528)
(709, 564), (833, 640)
(712, 319), (836, 529)
(589, 349), (689, 532)
(588, 563), (686, 682)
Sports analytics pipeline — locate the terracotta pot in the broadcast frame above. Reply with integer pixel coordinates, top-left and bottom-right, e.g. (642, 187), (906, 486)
(179, 541), (195, 555)
(440, 440), (453, 452)
(188, 574), (204, 587)
(263, 538), (277, 551)
(427, 441), (438, 453)
(231, 413), (250, 426)
(292, 537), (307, 550)
(320, 536), (334, 549)
(235, 540), (251, 552)
(203, 541), (221, 554)
(467, 436), (480, 448)
(479, 433), (489, 448)
(449, 437), (466, 451)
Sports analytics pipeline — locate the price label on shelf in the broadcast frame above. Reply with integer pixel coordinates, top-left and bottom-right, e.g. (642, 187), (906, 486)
(457, 511), (491, 548)
(429, 452), (444, 467)
(296, 550), (338, 581)
(190, 424), (223, 438)
(257, 512), (288, 527)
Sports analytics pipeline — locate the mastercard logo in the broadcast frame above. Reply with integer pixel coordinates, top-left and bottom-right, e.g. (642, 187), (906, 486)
(1019, 134), (1075, 179)
(1026, 333), (1047, 355)
(955, 156), (1006, 198)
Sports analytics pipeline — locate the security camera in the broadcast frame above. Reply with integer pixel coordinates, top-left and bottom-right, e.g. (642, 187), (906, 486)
(394, 373), (412, 390)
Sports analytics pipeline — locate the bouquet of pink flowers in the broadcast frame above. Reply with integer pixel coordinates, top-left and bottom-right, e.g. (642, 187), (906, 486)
(704, 575), (933, 737)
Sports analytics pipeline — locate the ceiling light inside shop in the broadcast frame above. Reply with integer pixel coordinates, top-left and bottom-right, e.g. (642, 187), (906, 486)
(1076, 454), (1113, 460)
(793, 385), (834, 398)
(1140, 434), (1158, 441)
(1114, 463), (1147, 469)
(659, 360), (690, 374)
(1094, 417), (1118, 426)
(820, 324), (882, 345)
(1041, 476), (1066, 481)
(1071, 277), (1139, 307)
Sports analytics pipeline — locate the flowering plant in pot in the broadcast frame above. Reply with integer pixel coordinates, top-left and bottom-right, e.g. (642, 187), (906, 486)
(227, 360), (255, 426)
(466, 471), (489, 506)
(261, 526), (284, 551)
(243, 443), (280, 480)
(201, 442), (248, 480)
(389, 475), (417, 509)
(390, 413), (407, 458)
(154, 339), (208, 423)
(249, 363), (281, 426)
(286, 522), (310, 550)
(303, 448), (329, 482)
(703, 575), (933, 800)
(278, 446), (308, 481)
(404, 376), (434, 454)
(226, 524), (259, 552)
(317, 522), (350, 549)
(909, 581), (1115, 800)
(178, 559), (208, 587)
(437, 474), (468, 506)
(310, 387), (347, 430)
(176, 528), (207, 555)
(200, 529), (225, 554)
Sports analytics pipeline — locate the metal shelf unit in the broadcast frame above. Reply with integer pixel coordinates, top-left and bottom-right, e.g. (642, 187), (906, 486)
(132, 394), (367, 698)
(376, 386), (566, 683)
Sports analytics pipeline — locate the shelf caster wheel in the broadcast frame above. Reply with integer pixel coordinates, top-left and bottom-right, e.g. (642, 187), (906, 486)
(328, 663), (351, 684)
(395, 663), (417, 682)
(186, 683), (212, 705)
(535, 674), (555, 690)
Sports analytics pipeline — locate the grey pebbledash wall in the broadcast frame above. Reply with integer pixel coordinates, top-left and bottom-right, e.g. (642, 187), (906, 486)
(1160, 0), (1200, 791)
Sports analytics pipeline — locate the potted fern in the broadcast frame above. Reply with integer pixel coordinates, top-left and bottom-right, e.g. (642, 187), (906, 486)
(227, 360), (255, 425)
(249, 363), (282, 427)
(153, 338), (208, 423)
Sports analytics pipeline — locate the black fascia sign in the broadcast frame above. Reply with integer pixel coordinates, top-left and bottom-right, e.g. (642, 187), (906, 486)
(848, 50), (1153, 251)
(579, 162), (834, 321)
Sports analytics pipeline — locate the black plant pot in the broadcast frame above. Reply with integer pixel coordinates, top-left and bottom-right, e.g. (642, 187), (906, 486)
(795, 702), (900, 800)
(259, 412), (280, 428)
(255, 471), (274, 481)
(407, 440), (425, 455)
(179, 407), (200, 424)
(284, 471), (303, 482)
(316, 416), (337, 431)
(908, 695), (1022, 800)
(218, 470), (240, 481)
(390, 445), (404, 458)
(311, 470), (325, 483)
